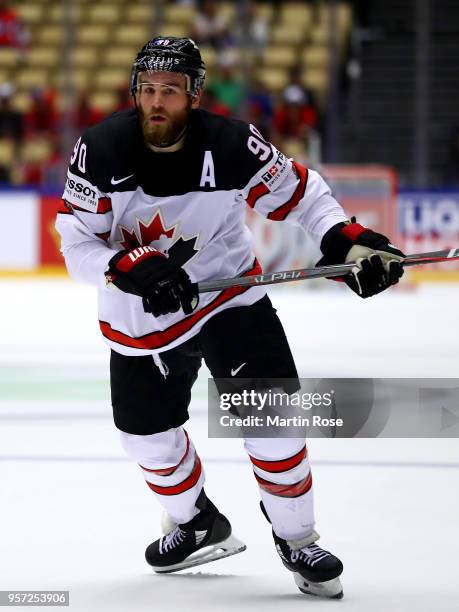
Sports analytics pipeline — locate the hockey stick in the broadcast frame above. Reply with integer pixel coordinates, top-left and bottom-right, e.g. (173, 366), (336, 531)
(197, 248), (459, 293)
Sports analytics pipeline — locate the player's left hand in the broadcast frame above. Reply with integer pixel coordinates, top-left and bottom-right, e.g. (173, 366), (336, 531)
(343, 243), (404, 298)
(317, 219), (405, 298)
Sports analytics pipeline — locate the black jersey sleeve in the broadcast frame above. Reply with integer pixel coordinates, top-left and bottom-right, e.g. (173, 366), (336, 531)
(55, 132), (117, 286)
(62, 134), (111, 215)
(224, 120), (291, 194)
(235, 122), (348, 243)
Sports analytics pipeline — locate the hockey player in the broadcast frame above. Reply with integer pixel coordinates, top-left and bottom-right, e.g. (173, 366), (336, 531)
(56, 37), (404, 599)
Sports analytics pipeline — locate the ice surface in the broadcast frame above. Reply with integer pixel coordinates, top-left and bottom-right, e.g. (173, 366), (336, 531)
(1, 279), (458, 611)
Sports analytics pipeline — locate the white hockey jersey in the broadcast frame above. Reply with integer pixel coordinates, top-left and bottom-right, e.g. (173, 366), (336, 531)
(56, 109), (347, 356)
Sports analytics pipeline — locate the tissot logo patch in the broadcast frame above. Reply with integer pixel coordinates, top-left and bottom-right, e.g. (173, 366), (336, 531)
(64, 171), (98, 212)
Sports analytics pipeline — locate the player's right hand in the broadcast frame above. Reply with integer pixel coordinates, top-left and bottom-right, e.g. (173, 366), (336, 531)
(105, 247), (199, 316)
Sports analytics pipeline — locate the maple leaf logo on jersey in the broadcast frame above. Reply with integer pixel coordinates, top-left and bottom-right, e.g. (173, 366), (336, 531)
(117, 209), (199, 267)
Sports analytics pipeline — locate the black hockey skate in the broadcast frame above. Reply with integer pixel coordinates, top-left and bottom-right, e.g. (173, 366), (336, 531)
(261, 502), (343, 599)
(146, 490), (246, 573)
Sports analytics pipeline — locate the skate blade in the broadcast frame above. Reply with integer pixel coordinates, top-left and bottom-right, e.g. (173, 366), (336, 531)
(294, 573), (343, 599)
(151, 535), (247, 574)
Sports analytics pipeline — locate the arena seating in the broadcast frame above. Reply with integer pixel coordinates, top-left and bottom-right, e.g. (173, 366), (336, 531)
(0, 1), (352, 175)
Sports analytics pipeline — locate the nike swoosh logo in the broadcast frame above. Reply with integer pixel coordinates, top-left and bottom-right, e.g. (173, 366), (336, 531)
(231, 362), (246, 376)
(111, 173), (134, 185)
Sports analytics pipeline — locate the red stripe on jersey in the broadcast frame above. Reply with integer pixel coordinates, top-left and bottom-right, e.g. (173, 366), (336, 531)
(69, 203), (88, 213)
(116, 246), (164, 273)
(60, 198), (112, 215)
(140, 432), (190, 476)
(246, 182), (270, 209)
(249, 445), (307, 473)
(99, 258), (262, 350)
(96, 231), (111, 243)
(97, 197), (112, 214)
(57, 199), (73, 214)
(145, 454), (202, 496)
(267, 162), (308, 221)
(254, 471), (313, 498)
(340, 222), (366, 241)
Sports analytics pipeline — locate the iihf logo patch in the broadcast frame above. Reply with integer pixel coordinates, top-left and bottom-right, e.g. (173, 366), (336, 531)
(262, 165), (279, 183)
(261, 152), (288, 188)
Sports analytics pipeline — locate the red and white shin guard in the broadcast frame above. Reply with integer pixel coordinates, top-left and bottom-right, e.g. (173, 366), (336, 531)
(120, 427), (204, 525)
(244, 437), (315, 542)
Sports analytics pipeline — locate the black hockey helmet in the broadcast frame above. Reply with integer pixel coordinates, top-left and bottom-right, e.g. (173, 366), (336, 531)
(130, 36), (206, 97)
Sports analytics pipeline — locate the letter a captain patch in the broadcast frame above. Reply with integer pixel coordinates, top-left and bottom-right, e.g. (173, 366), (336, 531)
(200, 150), (216, 188)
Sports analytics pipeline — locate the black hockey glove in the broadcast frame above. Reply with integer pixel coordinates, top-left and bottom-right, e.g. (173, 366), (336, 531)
(317, 219), (405, 298)
(105, 247), (199, 316)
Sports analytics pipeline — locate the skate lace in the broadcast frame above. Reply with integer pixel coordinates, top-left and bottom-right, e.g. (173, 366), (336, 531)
(291, 543), (331, 567)
(159, 527), (186, 554)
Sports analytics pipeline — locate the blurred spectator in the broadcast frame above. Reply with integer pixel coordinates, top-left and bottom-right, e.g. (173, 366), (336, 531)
(115, 86), (133, 113)
(20, 154), (42, 186)
(246, 77), (273, 139)
(234, 1), (269, 60)
(0, 0), (30, 55)
(19, 137), (63, 186)
(190, 0), (232, 51)
(286, 64), (318, 111)
(273, 84), (318, 140)
(0, 82), (23, 144)
(41, 140), (65, 186)
(73, 91), (104, 131)
(209, 53), (244, 115)
(25, 88), (59, 136)
(444, 127), (459, 186)
(200, 89), (231, 117)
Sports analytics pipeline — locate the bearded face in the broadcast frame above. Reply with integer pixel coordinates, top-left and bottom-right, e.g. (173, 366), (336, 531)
(135, 72), (198, 147)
